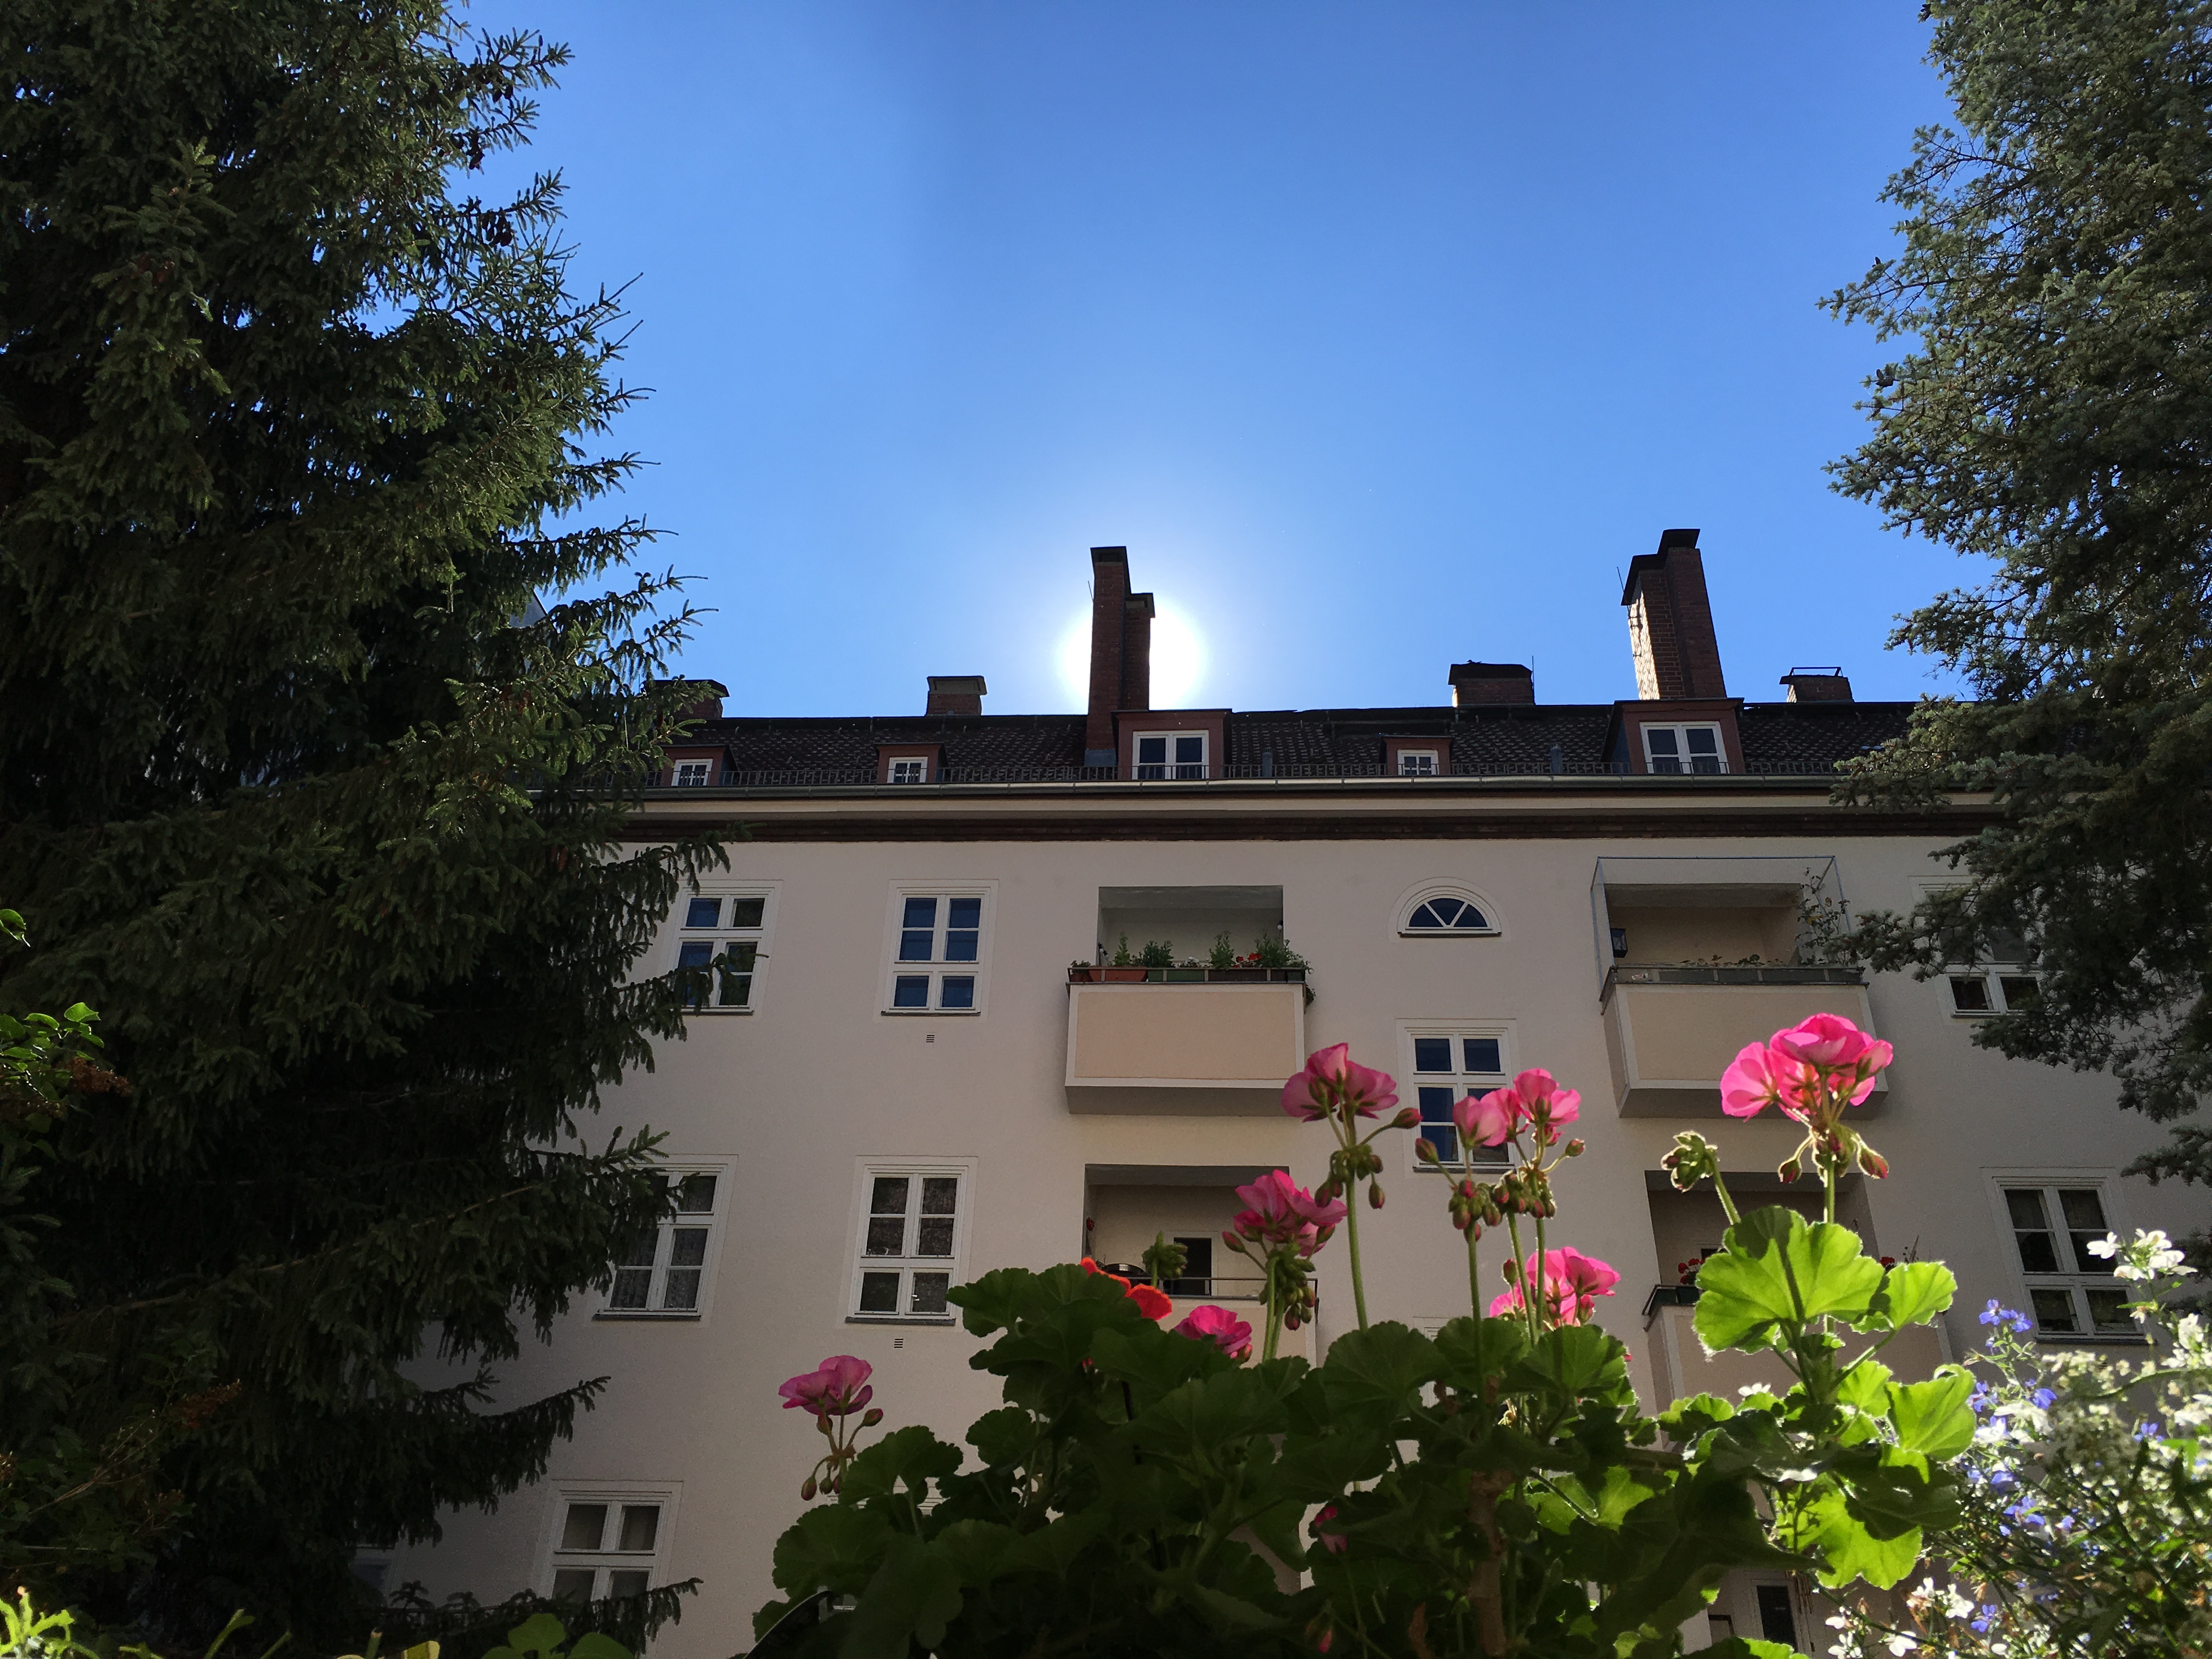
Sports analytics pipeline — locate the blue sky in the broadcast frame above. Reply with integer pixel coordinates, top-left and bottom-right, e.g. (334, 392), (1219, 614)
(469, 2), (1956, 715)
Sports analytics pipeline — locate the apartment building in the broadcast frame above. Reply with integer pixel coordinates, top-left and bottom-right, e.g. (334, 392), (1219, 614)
(387, 532), (2196, 1655)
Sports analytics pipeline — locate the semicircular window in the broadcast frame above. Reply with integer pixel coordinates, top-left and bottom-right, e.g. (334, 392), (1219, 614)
(1405, 896), (1490, 932)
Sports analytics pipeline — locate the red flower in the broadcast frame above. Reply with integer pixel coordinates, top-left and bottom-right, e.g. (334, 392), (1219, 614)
(1081, 1256), (1171, 1321)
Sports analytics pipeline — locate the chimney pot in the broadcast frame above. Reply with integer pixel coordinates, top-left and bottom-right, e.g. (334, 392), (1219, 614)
(1779, 667), (1853, 703)
(1621, 528), (1728, 700)
(1448, 662), (1534, 706)
(926, 674), (988, 716)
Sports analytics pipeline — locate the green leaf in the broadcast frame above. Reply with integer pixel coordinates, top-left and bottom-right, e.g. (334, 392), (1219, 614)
(965, 1406), (1034, 1469)
(1867, 1260), (1956, 1329)
(1090, 1321), (1227, 1401)
(1692, 1207), (1883, 1351)
(564, 1635), (629, 1659)
(1430, 1314), (1530, 1390)
(503, 1615), (568, 1659)
(1316, 1321), (1442, 1424)
(839, 1424), (962, 1503)
(837, 1532), (963, 1659)
(1505, 1322), (1630, 1398)
(1705, 1640), (1802, 1659)
(769, 1503), (896, 1598)
(1800, 1488), (1924, 1589)
(1887, 1368), (1976, 1459)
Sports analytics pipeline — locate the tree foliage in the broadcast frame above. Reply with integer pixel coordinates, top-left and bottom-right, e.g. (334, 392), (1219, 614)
(1826, 0), (2212, 1185)
(0, 0), (720, 1641)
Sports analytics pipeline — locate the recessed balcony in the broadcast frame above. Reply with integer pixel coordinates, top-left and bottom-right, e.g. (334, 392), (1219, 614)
(1600, 967), (1883, 1117)
(1065, 983), (1308, 1113)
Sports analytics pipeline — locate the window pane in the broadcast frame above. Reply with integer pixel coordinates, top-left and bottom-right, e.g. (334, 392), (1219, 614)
(944, 930), (979, 963)
(1175, 736), (1204, 761)
(551, 1569), (597, 1605)
(675, 1174), (716, 1214)
(1646, 729), (1680, 755)
(939, 976), (976, 1009)
(676, 940), (714, 970)
(684, 897), (721, 928)
(2005, 1189), (2049, 1228)
(1950, 975), (1991, 1011)
(1136, 737), (1166, 763)
(1998, 975), (2039, 1007)
(1407, 902), (1444, 928)
(866, 1217), (906, 1255)
(561, 1504), (608, 1552)
(1686, 727), (1718, 755)
(618, 1229), (659, 1269)
(1417, 1085), (1456, 1121)
(947, 897), (981, 930)
(617, 1505), (660, 1552)
(668, 1227), (708, 1268)
(661, 1268), (701, 1311)
(1417, 1125), (1458, 1161)
(2016, 1229), (2061, 1273)
(891, 975), (930, 1007)
(1454, 905), (1488, 929)
(1463, 1037), (1502, 1073)
(911, 1272), (951, 1314)
(1413, 1038), (1453, 1073)
(719, 943), (757, 1006)
(858, 1271), (900, 1313)
(871, 1176), (911, 1216)
(728, 895), (766, 928)
(2086, 1289), (2133, 1332)
(2030, 1288), (2079, 1333)
(899, 929), (935, 962)
(916, 1217), (955, 1256)
(902, 897), (938, 929)
(2057, 1188), (2107, 1230)
(921, 1177), (959, 1215)
(607, 1570), (650, 1600)
(609, 1267), (652, 1310)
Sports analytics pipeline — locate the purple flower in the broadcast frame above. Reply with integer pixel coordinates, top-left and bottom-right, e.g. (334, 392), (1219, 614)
(2031, 1387), (2056, 1409)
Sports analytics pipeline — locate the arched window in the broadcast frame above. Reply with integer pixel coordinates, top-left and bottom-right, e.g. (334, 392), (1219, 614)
(1403, 894), (1492, 933)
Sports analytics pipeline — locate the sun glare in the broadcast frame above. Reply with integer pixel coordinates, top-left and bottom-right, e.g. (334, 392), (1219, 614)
(1055, 605), (1206, 709)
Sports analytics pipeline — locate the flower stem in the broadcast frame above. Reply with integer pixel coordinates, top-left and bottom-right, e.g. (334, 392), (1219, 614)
(1345, 1195), (1370, 1330)
(1711, 1166), (1742, 1228)
(1263, 1261), (1282, 1362)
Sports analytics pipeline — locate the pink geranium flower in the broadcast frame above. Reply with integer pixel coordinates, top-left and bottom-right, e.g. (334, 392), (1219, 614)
(1719, 1041), (1806, 1120)
(1280, 1043), (1400, 1122)
(1453, 1087), (1517, 1149)
(1311, 1504), (1349, 1555)
(1771, 1012), (1892, 1105)
(1230, 1169), (1346, 1254)
(779, 1355), (874, 1416)
(1487, 1246), (1621, 1325)
(1171, 1304), (1254, 1359)
(1509, 1068), (1582, 1132)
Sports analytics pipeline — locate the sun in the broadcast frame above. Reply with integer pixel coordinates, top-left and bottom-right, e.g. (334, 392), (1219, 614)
(1056, 605), (1206, 708)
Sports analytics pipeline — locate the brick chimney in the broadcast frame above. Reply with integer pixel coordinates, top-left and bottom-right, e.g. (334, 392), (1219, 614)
(1779, 667), (1853, 703)
(1622, 528), (1727, 700)
(1448, 662), (1533, 706)
(1083, 546), (1154, 765)
(926, 675), (987, 716)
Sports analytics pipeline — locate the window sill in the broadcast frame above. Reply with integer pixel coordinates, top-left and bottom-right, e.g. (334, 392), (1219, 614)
(845, 1314), (958, 1327)
(594, 1311), (705, 1322)
(2035, 1332), (2150, 1347)
(684, 1007), (755, 1015)
(1396, 929), (1502, 939)
(880, 1008), (984, 1017)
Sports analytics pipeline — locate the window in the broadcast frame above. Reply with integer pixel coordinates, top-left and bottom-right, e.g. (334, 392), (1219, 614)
(888, 757), (929, 785)
(1753, 1584), (1798, 1649)
(1401, 891), (1495, 934)
(603, 1169), (727, 1318)
(548, 1496), (668, 1603)
(853, 1168), (966, 1320)
(1641, 723), (1726, 775)
(2001, 1183), (2134, 1338)
(887, 891), (986, 1013)
(1397, 749), (1438, 777)
(669, 760), (713, 787)
(1948, 969), (2041, 1016)
(1407, 1032), (1510, 1166)
(1135, 732), (1207, 780)
(675, 891), (769, 1011)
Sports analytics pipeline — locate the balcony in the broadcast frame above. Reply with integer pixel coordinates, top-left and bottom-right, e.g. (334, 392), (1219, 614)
(1600, 966), (1883, 1117)
(1065, 981), (1307, 1113)
(1641, 1299), (1950, 1408)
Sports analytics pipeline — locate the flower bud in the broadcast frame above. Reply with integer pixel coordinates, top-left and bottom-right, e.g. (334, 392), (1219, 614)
(1415, 1137), (1440, 1165)
(1458, 1178), (1476, 1199)
(861, 1407), (884, 1429)
(1778, 1155), (1803, 1183)
(1483, 1203), (1503, 1227)
(1392, 1106), (1420, 1130)
(1368, 1182), (1385, 1209)
(816, 1414), (834, 1435)
(1563, 1138), (1585, 1158)
(800, 1476), (817, 1500)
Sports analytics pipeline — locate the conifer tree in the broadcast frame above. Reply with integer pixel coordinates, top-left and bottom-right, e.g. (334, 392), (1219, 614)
(1829, 0), (2212, 1190)
(0, 0), (720, 1639)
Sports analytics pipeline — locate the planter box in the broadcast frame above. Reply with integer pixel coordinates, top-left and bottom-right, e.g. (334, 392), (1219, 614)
(1102, 967), (1149, 983)
(1209, 968), (1269, 983)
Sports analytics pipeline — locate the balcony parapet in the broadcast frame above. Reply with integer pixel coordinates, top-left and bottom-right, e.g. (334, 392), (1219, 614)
(1065, 981), (1307, 1115)
(1601, 974), (1885, 1117)
(1601, 963), (1864, 1007)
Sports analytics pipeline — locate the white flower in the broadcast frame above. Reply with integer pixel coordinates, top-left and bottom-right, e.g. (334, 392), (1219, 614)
(2087, 1233), (2120, 1260)
(1885, 1633), (1918, 1655)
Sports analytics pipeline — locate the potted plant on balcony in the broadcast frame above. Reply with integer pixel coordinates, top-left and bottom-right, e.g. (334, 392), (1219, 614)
(1067, 958), (1101, 983)
(1206, 930), (1268, 981)
(1102, 935), (1147, 983)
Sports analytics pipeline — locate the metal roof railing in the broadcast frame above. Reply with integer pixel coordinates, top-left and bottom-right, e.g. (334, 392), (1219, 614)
(649, 759), (1850, 791)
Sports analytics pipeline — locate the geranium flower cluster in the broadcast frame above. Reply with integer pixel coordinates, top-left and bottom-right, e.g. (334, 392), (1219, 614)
(1489, 1246), (1621, 1326)
(779, 1355), (884, 1499)
(1717, 1012), (1894, 1192)
(1221, 1168), (1345, 1356)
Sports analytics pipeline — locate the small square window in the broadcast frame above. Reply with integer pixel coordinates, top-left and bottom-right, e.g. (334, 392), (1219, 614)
(888, 758), (929, 785)
(1397, 750), (1438, 776)
(1641, 723), (1726, 775)
(1134, 731), (1207, 780)
(670, 760), (713, 787)
(1950, 974), (1993, 1012)
(892, 975), (930, 1008)
(939, 975), (975, 1009)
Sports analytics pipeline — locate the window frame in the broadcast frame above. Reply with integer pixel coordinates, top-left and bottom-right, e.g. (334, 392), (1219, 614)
(1399, 1023), (1514, 1172)
(539, 1483), (680, 1606)
(1640, 721), (1728, 775)
(673, 885), (775, 1015)
(669, 759), (714, 787)
(882, 884), (993, 1015)
(1133, 730), (1209, 780)
(1945, 966), (2042, 1018)
(1983, 1171), (2143, 1344)
(1396, 749), (1440, 777)
(1396, 885), (1502, 939)
(847, 1158), (975, 1325)
(597, 1160), (733, 1322)
(888, 757), (929, 785)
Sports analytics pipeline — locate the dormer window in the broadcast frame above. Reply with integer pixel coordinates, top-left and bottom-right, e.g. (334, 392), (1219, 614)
(888, 758), (929, 785)
(670, 760), (714, 787)
(1397, 749), (1438, 777)
(1641, 723), (1726, 775)
(1135, 732), (1206, 780)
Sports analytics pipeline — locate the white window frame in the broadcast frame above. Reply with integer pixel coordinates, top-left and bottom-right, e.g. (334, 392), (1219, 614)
(883, 884), (992, 1014)
(1397, 749), (1439, 777)
(540, 1483), (680, 1606)
(674, 885), (775, 1014)
(1983, 1171), (2141, 1343)
(599, 1160), (733, 1321)
(1133, 731), (1208, 780)
(847, 1158), (975, 1324)
(669, 759), (714, 787)
(887, 756), (930, 784)
(1640, 722), (1727, 775)
(1398, 885), (1501, 938)
(1945, 967), (2042, 1017)
(1400, 1022), (1513, 1171)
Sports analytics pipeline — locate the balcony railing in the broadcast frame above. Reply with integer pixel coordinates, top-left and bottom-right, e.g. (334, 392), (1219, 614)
(1603, 963), (1864, 1002)
(1090, 1268), (1280, 1304)
(647, 759), (1850, 791)
(1069, 966), (1307, 985)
